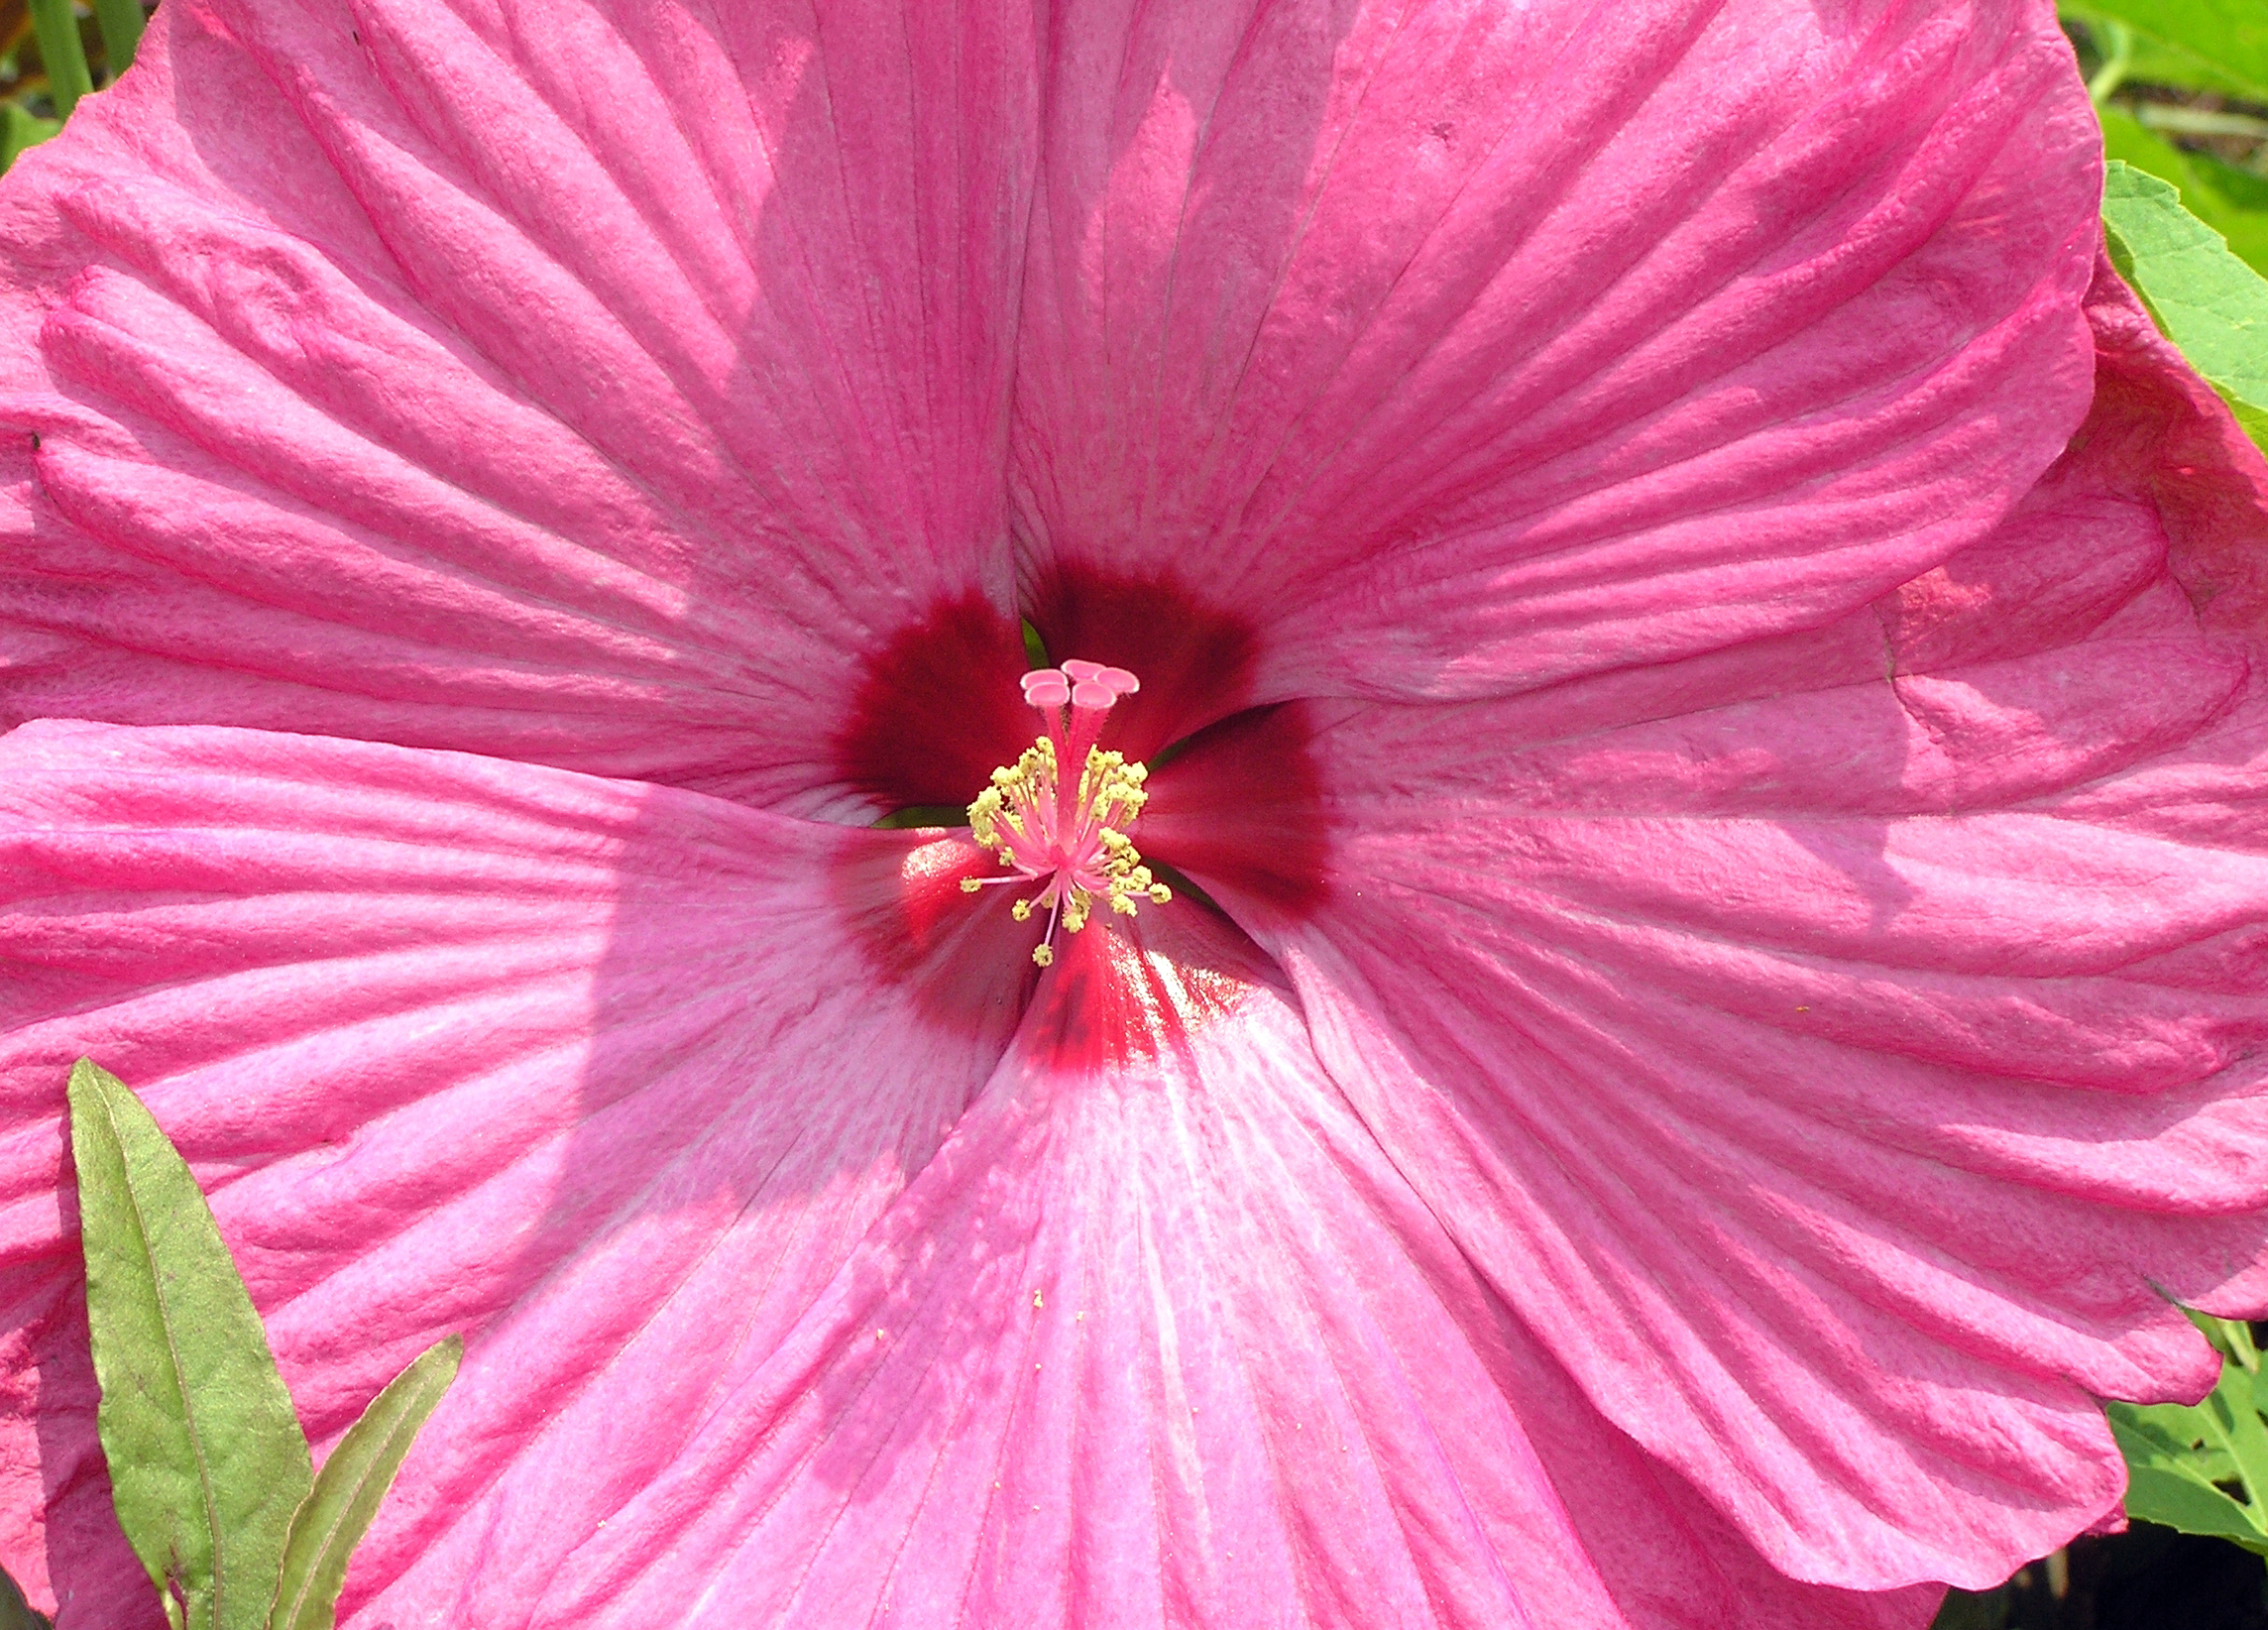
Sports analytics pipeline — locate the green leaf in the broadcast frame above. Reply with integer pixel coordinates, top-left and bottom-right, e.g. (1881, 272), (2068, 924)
(2112, 1397), (2213, 1460)
(90, 0), (145, 75)
(2110, 1400), (2238, 1488)
(2122, 1461), (2268, 1552)
(2174, 151), (2268, 280)
(1929, 1584), (2011, 1630)
(68, 1060), (312, 1630)
(2065, 0), (2268, 100)
(24, 0), (91, 119)
(0, 105), (62, 173)
(2107, 1316), (2268, 1556)
(2099, 107), (2268, 276)
(268, 1337), (462, 1630)
(0, 1563), (53, 1630)
(2101, 160), (2268, 455)
(2210, 1359), (2268, 1500)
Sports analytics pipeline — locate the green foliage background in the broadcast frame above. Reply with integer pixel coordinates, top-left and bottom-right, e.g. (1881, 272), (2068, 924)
(2072, 2), (2268, 278)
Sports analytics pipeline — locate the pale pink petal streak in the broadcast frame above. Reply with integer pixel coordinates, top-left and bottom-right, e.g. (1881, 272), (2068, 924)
(1012, 0), (2101, 703)
(518, 912), (1635, 1628)
(1243, 486), (2268, 1587)
(526, 908), (1953, 1628)
(0, 723), (1024, 1623)
(0, 0), (1039, 812)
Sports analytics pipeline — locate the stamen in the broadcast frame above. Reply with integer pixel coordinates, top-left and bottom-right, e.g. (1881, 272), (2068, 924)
(966, 659), (1173, 966)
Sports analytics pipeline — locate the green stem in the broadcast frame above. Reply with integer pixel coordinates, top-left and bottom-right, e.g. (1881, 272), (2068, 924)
(2088, 19), (2134, 108)
(2138, 104), (2268, 141)
(27, 0), (92, 119)
(90, 0), (143, 76)
(2226, 1316), (2262, 1373)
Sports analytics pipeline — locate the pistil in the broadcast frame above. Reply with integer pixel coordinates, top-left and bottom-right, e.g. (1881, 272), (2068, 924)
(962, 659), (1173, 966)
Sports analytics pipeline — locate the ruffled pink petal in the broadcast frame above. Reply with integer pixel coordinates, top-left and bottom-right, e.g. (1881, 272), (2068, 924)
(1237, 465), (2268, 1587)
(0, 0), (1037, 813)
(0, 722), (1029, 1624)
(1012, 0), (2101, 705)
(2082, 247), (2268, 634)
(455, 908), (1929, 1629)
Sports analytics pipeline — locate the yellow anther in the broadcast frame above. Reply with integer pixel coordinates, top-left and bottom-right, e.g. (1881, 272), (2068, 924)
(960, 876), (981, 893)
(966, 712), (1174, 968)
(1148, 882), (1173, 903)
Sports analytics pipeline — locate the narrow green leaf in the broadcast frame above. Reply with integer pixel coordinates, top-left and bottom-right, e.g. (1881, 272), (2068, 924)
(2101, 160), (2268, 456)
(268, 1337), (462, 1630)
(2065, 0), (2268, 100)
(68, 1060), (313, 1630)
(90, 0), (145, 76)
(25, 0), (91, 119)
(0, 1563), (53, 1630)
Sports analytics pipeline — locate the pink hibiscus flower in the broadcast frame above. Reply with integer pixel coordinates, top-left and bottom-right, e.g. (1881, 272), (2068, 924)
(3, 0), (2267, 1624)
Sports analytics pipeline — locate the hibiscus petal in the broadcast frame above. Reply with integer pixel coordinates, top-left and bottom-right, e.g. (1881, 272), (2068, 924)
(471, 910), (1933, 1629)
(0, 722), (1026, 1622)
(1012, 0), (2101, 705)
(2083, 246), (2268, 635)
(0, 0), (1037, 812)
(1239, 497), (2268, 1587)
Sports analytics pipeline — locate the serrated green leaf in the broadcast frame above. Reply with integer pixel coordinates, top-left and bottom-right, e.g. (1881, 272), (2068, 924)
(2209, 1360), (2268, 1502)
(2106, 1316), (2268, 1555)
(2099, 107), (2268, 276)
(2180, 152), (2268, 279)
(2101, 160), (2268, 455)
(0, 1563), (52, 1630)
(2065, 0), (2268, 100)
(2123, 1461), (2268, 1552)
(2111, 1403), (2240, 1490)
(268, 1337), (461, 1630)
(2110, 1398), (2210, 1463)
(68, 1061), (312, 1630)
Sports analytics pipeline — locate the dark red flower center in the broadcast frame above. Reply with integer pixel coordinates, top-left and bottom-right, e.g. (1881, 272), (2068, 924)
(831, 568), (1327, 1040)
